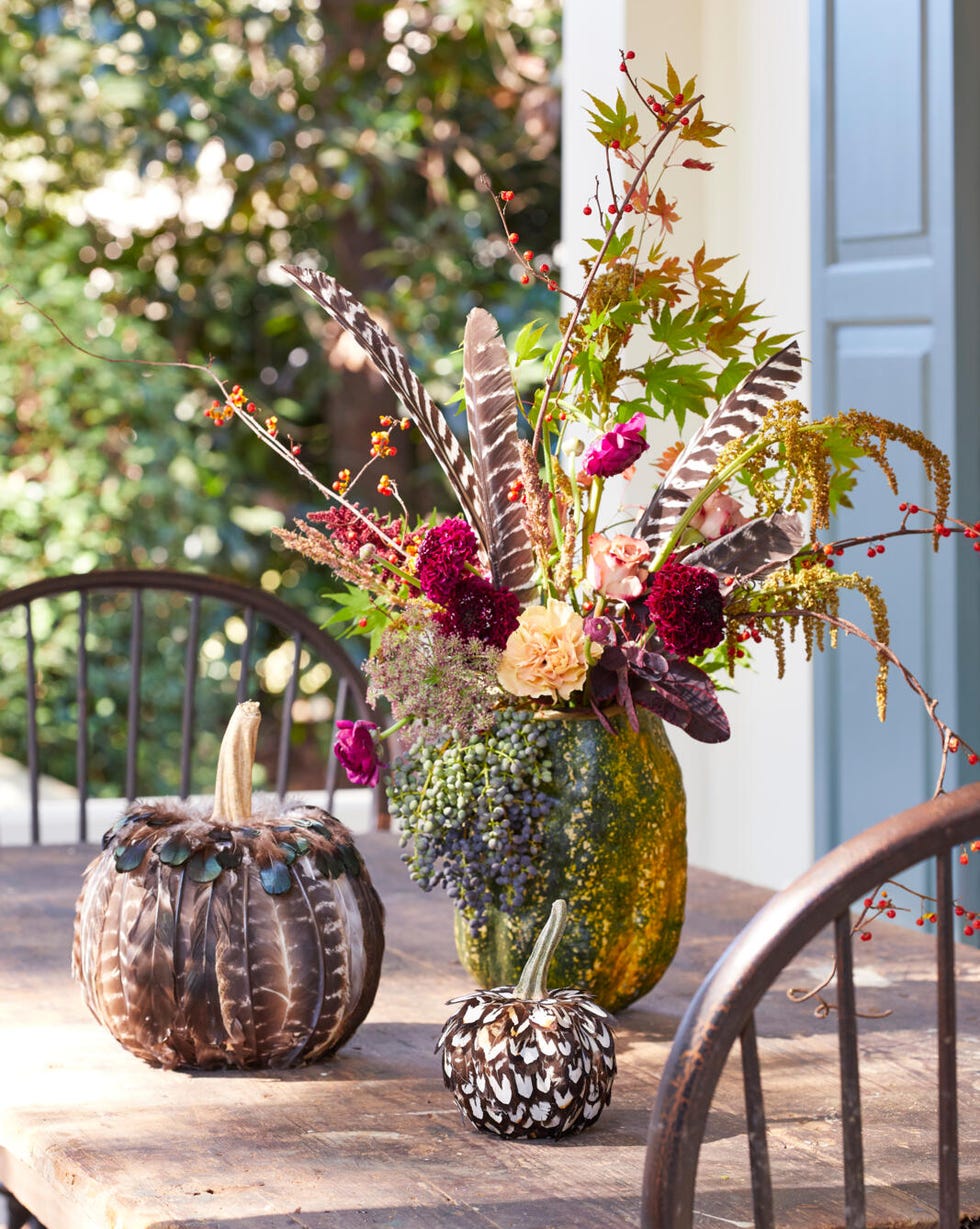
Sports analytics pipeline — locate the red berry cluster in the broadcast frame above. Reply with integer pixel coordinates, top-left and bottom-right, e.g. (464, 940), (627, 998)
(204, 383), (254, 425)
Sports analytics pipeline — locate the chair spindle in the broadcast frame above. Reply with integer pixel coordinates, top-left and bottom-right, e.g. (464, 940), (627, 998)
(740, 1013), (775, 1229)
(275, 631), (302, 798)
(77, 593), (90, 843)
(936, 848), (960, 1229)
(179, 593), (202, 799)
(125, 590), (143, 802)
(834, 910), (866, 1228)
(24, 603), (39, 845)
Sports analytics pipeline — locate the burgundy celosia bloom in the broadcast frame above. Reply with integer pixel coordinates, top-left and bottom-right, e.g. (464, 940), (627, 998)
(645, 558), (725, 658)
(416, 517), (480, 605)
(308, 504), (420, 569)
(434, 576), (521, 650)
(333, 719), (382, 787)
(580, 412), (649, 479)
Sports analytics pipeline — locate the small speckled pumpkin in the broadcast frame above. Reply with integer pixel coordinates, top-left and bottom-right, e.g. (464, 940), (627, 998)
(437, 900), (616, 1139)
(72, 702), (384, 1070)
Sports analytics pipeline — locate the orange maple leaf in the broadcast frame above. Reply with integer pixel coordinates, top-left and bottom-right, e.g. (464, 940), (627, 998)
(651, 188), (680, 234)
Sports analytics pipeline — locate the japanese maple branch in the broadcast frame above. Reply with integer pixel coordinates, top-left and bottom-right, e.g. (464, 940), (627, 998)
(530, 92), (704, 459)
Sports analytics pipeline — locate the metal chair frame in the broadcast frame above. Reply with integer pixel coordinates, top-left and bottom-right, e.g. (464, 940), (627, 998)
(643, 781), (980, 1229)
(0, 569), (387, 842)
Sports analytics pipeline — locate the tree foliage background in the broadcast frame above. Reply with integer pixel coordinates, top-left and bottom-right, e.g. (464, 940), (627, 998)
(0, 0), (560, 602)
(0, 0), (560, 793)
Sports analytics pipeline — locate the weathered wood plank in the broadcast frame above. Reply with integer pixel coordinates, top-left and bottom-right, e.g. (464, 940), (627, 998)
(1, 838), (979, 1228)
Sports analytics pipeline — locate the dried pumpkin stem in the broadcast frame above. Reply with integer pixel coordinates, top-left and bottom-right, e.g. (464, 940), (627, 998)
(211, 701), (261, 825)
(514, 899), (568, 1000)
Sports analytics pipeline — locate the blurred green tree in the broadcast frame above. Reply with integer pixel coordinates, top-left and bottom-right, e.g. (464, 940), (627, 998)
(0, 0), (560, 789)
(0, 0), (560, 593)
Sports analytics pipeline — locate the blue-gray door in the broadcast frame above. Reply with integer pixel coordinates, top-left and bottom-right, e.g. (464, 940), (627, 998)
(810, 0), (980, 882)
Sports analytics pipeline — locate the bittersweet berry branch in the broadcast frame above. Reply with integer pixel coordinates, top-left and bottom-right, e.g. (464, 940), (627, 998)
(753, 604), (974, 796)
(2, 285), (409, 559)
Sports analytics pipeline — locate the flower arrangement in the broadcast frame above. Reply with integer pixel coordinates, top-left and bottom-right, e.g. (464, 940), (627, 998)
(202, 56), (976, 931)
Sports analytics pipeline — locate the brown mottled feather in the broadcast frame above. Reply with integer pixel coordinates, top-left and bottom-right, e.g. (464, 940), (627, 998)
(463, 307), (536, 599)
(296, 858), (348, 1061)
(214, 868), (257, 1066)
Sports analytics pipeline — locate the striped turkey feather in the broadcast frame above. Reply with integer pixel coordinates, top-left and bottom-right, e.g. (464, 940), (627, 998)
(291, 859), (346, 1062)
(283, 265), (486, 546)
(117, 859), (179, 1063)
(462, 307), (536, 598)
(634, 342), (803, 551)
(244, 861), (319, 1065)
(179, 880), (230, 1067)
(214, 868), (258, 1065)
(97, 869), (143, 1057)
(684, 510), (806, 581)
(72, 848), (117, 995)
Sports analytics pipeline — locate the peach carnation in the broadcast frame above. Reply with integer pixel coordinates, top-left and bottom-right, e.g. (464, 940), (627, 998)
(497, 599), (595, 702)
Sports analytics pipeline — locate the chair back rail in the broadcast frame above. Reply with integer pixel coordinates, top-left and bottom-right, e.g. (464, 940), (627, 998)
(1, 569), (387, 843)
(642, 782), (980, 1229)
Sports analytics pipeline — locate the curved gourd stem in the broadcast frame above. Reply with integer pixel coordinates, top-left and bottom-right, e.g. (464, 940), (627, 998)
(514, 899), (568, 1000)
(211, 701), (260, 825)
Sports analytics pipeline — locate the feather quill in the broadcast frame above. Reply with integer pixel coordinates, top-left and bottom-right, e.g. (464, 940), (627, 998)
(462, 307), (536, 599)
(634, 342), (803, 552)
(283, 265), (486, 546)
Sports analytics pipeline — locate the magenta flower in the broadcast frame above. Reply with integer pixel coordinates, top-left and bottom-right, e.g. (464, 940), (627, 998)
(646, 558), (724, 658)
(580, 412), (649, 479)
(415, 517), (480, 604)
(434, 576), (521, 649)
(333, 719), (382, 787)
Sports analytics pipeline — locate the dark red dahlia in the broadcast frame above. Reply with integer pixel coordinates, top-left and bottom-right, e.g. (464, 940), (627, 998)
(416, 517), (480, 604)
(434, 576), (521, 650)
(645, 558), (724, 658)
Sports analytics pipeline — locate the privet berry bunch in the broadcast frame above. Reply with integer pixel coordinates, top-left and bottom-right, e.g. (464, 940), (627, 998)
(389, 710), (556, 933)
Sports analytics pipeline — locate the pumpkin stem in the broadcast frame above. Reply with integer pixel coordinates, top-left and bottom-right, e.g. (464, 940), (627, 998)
(211, 701), (260, 825)
(514, 899), (568, 1000)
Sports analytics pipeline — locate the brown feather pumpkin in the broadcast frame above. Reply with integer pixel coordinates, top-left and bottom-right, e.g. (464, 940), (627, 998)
(437, 900), (616, 1138)
(72, 702), (385, 1070)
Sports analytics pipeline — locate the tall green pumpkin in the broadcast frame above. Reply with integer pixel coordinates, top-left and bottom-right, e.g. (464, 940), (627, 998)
(454, 708), (686, 1014)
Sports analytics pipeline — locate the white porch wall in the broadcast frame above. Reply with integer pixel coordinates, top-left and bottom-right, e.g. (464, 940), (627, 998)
(561, 0), (813, 888)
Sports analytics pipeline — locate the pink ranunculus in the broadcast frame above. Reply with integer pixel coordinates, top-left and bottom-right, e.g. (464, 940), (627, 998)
(690, 491), (749, 541)
(580, 412), (649, 479)
(333, 719), (382, 787)
(586, 532), (652, 600)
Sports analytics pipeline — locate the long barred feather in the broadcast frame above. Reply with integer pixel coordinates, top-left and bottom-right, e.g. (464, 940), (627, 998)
(463, 308), (536, 599)
(283, 265), (486, 546)
(214, 868), (257, 1065)
(634, 342), (803, 551)
(684, 511), (806, 580)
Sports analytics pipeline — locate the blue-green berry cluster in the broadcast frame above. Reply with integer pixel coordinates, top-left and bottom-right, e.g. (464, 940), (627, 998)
(390, 710), (555, 933)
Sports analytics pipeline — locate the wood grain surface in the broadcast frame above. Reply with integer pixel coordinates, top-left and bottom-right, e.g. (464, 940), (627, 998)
(1, 835), (978, 1228)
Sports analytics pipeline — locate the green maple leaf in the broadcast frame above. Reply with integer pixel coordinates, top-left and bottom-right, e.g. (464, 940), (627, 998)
(641, 356), (714, 428)
(585, 91), (640, 149)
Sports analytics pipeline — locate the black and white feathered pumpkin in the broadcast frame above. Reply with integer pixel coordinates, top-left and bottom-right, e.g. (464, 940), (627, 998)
(72, 701), (384, 1070)
(437, 900), (616, 1138)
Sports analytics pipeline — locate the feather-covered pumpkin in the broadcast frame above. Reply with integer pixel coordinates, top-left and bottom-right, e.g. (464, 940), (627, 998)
(72, 701), (384, 1070)
(437, 900), (616, 1139)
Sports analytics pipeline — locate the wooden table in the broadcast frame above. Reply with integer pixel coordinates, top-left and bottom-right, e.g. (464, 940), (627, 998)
(1, 835), (979, 1229)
